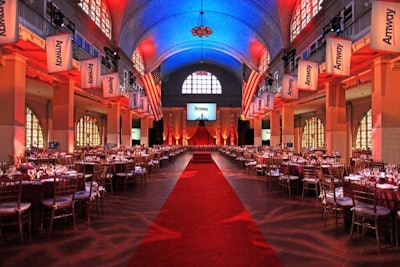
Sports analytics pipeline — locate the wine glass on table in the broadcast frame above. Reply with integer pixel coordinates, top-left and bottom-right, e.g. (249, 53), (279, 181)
(27, 168), (35, 180)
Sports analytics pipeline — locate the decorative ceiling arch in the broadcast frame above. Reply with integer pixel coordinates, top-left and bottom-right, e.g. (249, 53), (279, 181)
(106, 0), (298, 77)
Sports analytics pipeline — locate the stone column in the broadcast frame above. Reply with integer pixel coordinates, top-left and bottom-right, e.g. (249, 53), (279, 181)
(107, 102), (120, 146)
(52, 79), (75, 153)
(270, 109), (280, 147)
(371, 56), (400, 163)
(282, 103), (295, 147)
(253, 117), (262, 146)
(325, 79), (347, 161)
(120, 109), (132, 147)
(140, 116), (149, 147)
(0, 52), (27, 162)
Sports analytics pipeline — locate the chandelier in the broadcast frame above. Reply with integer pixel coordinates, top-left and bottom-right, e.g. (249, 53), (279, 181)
(191, 0), (213, 38)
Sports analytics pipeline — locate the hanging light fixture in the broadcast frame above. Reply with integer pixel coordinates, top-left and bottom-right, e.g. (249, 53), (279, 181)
(191, 0), (213, 38)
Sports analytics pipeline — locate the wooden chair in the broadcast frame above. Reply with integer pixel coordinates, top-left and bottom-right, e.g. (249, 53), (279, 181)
(328, 163), (345, 186)
(74, 172), (100, 225)
(301, 164), (319, 199)
(102, 163), (114, 194)
(41, 176), (78, 233)
(0, 178), (31, 243)
(349, 182), (393, 251)
(115, 161), (135, 191)
(319, 174), (352, 235)
(278, 163), (299, 198)
(134, 156), (148, 183)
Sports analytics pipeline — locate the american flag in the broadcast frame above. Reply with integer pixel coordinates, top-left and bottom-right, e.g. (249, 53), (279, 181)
(242, 63), (263, 116)
(151, 66), (162, 86)
(142, 65), (162, 120)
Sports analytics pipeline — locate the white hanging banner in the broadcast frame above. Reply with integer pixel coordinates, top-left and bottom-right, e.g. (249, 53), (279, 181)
(128, 91), (141, 109)
(254, 96), (264, 114)
(80, 57), (101, 89)
(261, 91), (275, 110)
(46, 32), (73, 73)
(102, 72), (121, 98)
(0, 0), (19, 44)
(325, 36), (352, 76)
(247, 102), (255, 118)
(297, 60), (319, 91)
(370, 0), (400, 53)
(281, 74), (298, 99)
(140, 95), (148, 113)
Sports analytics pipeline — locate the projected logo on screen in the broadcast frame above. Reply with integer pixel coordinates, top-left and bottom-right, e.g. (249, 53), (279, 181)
(186, 103), (216, 121)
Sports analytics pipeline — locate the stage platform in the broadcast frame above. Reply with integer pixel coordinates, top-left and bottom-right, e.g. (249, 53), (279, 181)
(192, 152), (213, 163)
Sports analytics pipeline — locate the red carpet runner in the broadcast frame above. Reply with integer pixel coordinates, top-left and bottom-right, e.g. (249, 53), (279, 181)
(128, 158), (283, 267)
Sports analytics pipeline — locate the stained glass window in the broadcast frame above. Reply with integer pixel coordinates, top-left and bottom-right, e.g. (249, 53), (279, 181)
(76, 115), (101, 147)
(26, 107), (44, 148)
(79, 0), (111, 39)
(355, 109), (372, 150)
(290, 0), (324, 41)
(302, 116), (325, 150)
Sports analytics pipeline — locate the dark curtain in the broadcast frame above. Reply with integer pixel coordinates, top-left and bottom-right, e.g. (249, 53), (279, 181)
(188, 125), (215, 145)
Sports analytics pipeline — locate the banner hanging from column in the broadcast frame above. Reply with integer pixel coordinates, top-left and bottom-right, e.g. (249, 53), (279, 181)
(254, 96), (264, 115)
(140, 95), (148, 114)
(281, 74), (298, 99)
(102, 72), (121, 98)
(260, 91), (275, 110)
(80, 57), (101, 89)
(297, 60), (319, 91)
(325, 35), (352, 76)
(0, 0), (19, 45)
(246, 102), (256, 119)
(128, 91), (140, 109)
(370, 0), (400, 53)
(46, 32), (73, 73)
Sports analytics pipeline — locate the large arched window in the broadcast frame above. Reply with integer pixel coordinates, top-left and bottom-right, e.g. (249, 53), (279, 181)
(76, 115), (101, 147)
(79, 0), (112, 39)
(259, 47), (271, 74)
(133, 48), (145, 76)
(26, 107), (44, 148)
(182, 71), (222, 94)
(355, 109), (372, 150)
(302, 116), (325, 150)
(290, 0), (324, 41)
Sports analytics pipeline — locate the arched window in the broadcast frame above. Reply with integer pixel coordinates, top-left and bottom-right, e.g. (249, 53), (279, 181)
(290, 0), (324, 41)
(182, 71), (222, 94)
(259, 47), (270, 74)
(302, 116), (325, 150)
(76, 115), (101, 147)
(26, 107), (44, 148)
(79, 0), (112, 39)
(355, 109), (372, 150)
(133, 48), (145, 76)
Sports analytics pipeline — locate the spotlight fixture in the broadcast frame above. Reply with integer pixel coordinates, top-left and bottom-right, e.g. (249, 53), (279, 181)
(191, 0), (213, 38)
(53, 9), (64, 27)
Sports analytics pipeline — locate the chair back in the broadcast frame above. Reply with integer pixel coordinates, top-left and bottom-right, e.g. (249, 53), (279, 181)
(52, 176), (78, 204)
(329, 164), (345, 179)
(320, 176), (336, 201)
(303, 164), (317, 179)
(0, 178), (22, 207)
(125, 161), (135, 173)
(350, 182), (377, 213)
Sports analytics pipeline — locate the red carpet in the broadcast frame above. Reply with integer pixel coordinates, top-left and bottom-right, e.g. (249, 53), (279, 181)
(128, 158), (283, 267)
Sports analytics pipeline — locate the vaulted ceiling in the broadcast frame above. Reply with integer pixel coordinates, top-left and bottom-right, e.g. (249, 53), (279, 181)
(106, 0), (297, 79)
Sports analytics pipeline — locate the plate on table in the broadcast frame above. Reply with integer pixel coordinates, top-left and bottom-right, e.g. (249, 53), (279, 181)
(344, 175), (361, 181)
